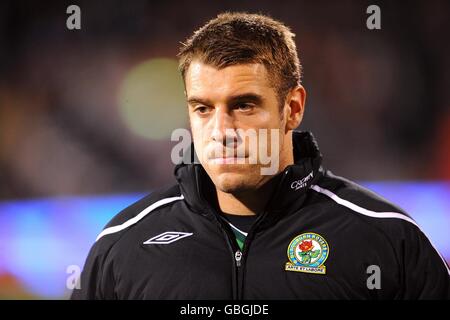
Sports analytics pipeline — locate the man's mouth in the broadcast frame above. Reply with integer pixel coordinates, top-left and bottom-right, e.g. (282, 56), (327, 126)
(209, 156), (248, 164)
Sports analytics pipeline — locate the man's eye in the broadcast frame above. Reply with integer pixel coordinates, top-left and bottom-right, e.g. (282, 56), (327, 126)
(236, 104), (254, 112)
(195, 106), (211, 114)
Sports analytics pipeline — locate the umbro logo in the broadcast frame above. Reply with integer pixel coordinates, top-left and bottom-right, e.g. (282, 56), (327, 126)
(143, 231), (193, 245)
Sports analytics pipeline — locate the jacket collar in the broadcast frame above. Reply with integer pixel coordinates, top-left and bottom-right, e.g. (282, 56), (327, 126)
(174, 131), (323, 226)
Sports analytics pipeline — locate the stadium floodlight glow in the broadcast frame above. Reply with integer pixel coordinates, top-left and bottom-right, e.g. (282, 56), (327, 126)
(118, 58), (187, 140)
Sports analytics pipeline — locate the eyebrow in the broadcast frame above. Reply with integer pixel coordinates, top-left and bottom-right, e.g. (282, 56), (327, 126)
(187, 93), (264, 107)
(228, 93), (264, 105)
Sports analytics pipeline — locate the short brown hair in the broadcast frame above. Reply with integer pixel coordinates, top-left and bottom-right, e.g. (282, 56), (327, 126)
(178, 12), (302, 106)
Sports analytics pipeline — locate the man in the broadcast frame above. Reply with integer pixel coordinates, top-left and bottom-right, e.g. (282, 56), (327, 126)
(71, 12), (450, 299)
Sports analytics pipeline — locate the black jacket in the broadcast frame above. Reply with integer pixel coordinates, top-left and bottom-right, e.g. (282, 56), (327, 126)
(71, 131), (450, 299)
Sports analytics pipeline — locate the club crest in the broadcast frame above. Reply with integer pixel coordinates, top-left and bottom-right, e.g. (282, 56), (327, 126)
(285, 232), (329, 275)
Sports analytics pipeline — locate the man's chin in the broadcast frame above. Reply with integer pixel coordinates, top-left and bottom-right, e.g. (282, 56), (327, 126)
(212, 172), (255, 194)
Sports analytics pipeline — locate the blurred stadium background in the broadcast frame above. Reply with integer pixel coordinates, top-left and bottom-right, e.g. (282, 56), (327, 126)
(0, 0), (449, 299)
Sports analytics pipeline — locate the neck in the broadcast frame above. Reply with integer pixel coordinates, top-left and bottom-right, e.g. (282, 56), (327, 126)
(216, 177), (278, 216)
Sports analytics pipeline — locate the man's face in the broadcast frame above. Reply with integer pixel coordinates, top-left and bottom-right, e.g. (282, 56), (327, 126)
(185, 61), (291, 194)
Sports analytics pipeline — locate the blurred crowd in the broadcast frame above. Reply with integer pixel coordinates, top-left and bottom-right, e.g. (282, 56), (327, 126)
(1, 0), (449, 200)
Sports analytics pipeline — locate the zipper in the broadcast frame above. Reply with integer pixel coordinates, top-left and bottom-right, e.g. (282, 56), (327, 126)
(235, 211), (267, 299)
(209, 209), (242, 300)
(235, 250), (242, 267)
(204, 167), (289, 300)
(214, 175), (290, 299)
(212, 208), (278, 300)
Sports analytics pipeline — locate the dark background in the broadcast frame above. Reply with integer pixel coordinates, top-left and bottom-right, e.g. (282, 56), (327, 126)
(1, 0), (449, 200)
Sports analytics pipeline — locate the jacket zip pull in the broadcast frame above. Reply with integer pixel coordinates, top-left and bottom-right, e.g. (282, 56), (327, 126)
(235, 250), (242, 267)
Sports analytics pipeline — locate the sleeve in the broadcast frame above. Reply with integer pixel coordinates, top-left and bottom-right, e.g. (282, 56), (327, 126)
(70, 241), (116, 300)
(399, 224), (450, 299)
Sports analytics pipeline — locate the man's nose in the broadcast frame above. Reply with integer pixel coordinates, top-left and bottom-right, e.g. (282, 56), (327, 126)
(210, 108), (237, 145)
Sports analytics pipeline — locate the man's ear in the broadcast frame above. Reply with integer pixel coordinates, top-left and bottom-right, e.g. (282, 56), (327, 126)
(284, 85), (306, 132)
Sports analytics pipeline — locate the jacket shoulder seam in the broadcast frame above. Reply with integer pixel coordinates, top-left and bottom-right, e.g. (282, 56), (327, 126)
(95, 194), (184, 242)
(310, 184), (417, 226)
(310, 184), (450, 275)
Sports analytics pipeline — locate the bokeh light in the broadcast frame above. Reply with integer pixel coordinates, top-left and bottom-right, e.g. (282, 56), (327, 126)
(118, 58), (187, 140)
